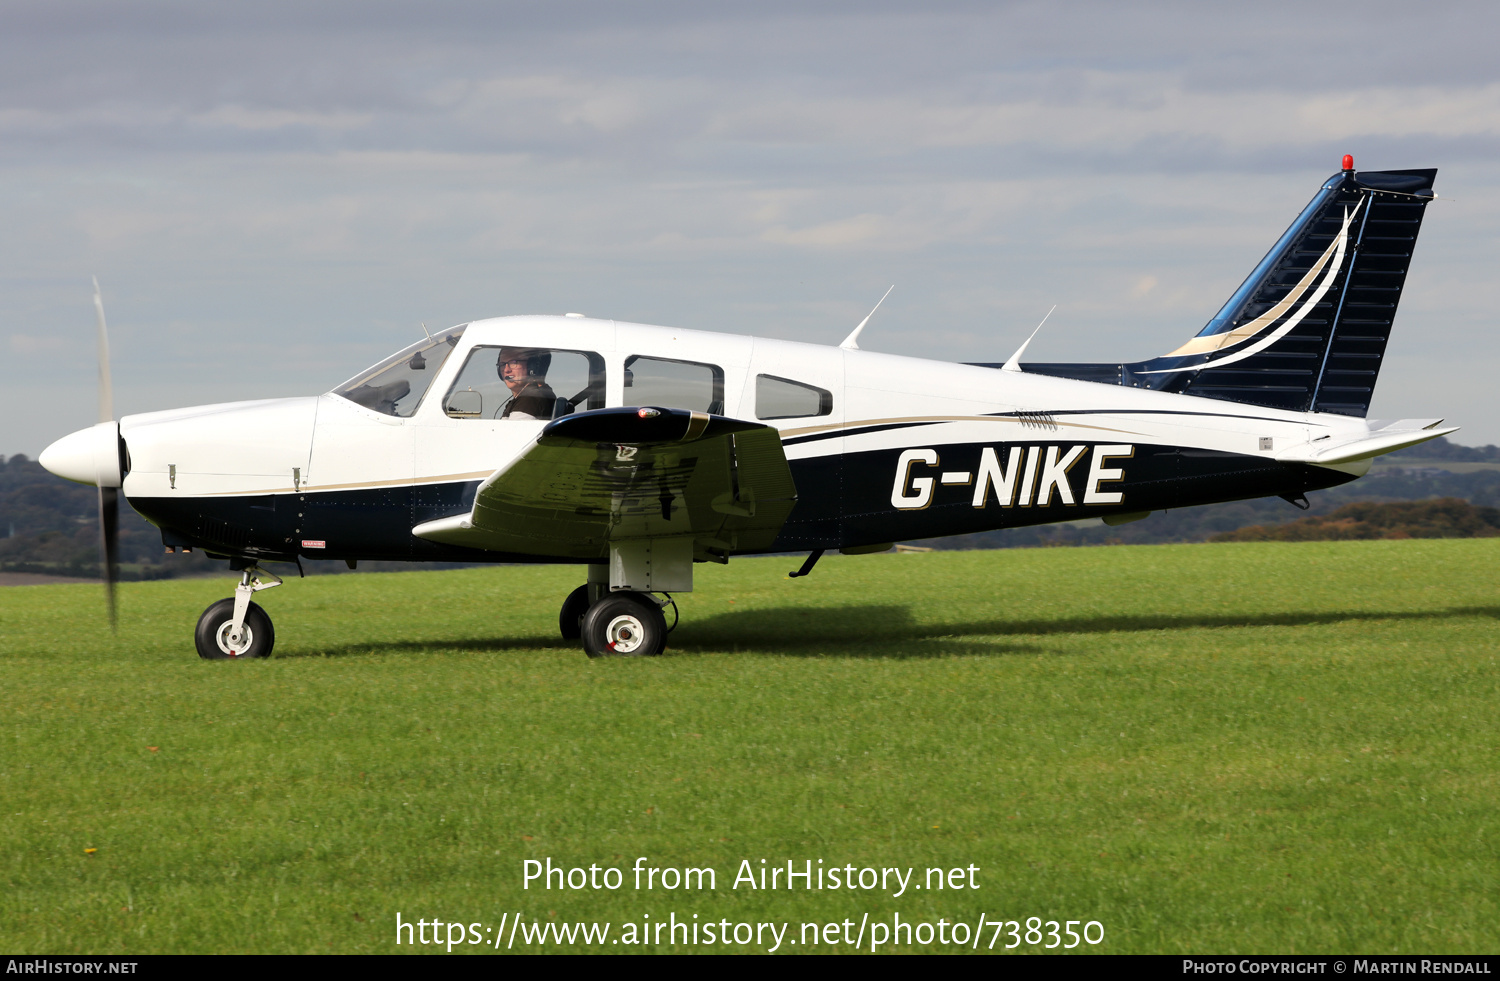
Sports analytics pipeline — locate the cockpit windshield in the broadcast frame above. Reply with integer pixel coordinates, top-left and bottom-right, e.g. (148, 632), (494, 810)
(332, 325), (468, 417)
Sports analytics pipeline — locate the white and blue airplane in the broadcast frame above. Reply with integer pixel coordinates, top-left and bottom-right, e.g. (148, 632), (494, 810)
(40, 156), (1454, 659)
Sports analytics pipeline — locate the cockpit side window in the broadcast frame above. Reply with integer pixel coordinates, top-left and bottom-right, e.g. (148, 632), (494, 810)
(624, 355), (725, 414)
(332, 325), (467, 417)
(441, 346), (606, 420)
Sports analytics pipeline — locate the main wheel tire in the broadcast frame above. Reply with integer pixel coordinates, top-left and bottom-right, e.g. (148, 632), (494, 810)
(581, 592), (666, 658)
(559, 584), (590, 640)
(194, 598), (275, 660)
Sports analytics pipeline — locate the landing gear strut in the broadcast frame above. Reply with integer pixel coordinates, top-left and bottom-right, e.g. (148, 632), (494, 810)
(194, 565), (282, 659)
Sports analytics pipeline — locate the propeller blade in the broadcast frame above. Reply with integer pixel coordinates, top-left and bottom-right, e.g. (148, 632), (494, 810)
(93, 278), (119, 629)
(99, 485), (119, 630)
(93, 276), (113, 425)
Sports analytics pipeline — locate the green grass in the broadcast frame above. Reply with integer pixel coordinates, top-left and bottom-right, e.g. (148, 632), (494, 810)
(2, 540), (1497, 954)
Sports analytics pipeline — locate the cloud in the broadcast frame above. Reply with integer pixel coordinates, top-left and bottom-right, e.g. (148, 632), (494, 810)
(194, 105), (375, 133)
(9, 333), (72, 354)
(3, 2), (1500, 454)
(761, 213), (897, 248)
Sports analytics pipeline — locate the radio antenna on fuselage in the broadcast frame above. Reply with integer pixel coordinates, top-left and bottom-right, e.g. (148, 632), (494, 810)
(421, 322), (432, 340)
(839, 284), (894, 351)
(1001, 304), (1057, 372)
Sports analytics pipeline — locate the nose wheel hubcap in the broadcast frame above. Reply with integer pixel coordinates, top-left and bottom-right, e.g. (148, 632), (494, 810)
(215, 621), (254, 656)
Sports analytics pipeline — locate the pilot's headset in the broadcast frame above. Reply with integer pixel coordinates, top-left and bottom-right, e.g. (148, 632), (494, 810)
(496, 348), (552, 380)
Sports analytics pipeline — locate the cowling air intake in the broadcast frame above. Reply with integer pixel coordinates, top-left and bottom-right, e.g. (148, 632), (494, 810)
(1022, 158), (1437, 416)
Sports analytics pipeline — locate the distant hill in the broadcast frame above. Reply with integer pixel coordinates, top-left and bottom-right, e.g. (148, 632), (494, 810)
(0, 453), (222, 580)
(1383, 436), (1500, 463)
(916, 437), (1500, 550)
(6, 435), (1500, 575)
(0, 453), (475, 580)
(1210, 498), (1500, 543)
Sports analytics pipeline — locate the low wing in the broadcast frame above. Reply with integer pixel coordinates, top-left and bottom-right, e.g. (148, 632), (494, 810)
(411, 407), (798, 560)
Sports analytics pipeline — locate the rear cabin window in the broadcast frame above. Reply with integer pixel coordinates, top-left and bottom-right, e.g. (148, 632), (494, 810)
(624, 356), (724, 414)
(756, 374), (832, 420)
(442, 346), (605, 420)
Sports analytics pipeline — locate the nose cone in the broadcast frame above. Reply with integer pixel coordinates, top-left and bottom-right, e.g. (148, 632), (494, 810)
(39, 422), (122, 487)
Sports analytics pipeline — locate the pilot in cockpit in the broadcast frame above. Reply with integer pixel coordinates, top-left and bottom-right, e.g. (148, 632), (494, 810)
(496, 347), (558, 420)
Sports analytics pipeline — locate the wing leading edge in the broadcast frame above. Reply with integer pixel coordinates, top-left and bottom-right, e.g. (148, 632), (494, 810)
(411, 407), (798, 561)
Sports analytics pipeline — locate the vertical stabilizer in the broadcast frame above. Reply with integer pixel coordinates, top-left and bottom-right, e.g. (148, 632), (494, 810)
(1014, 162), (1437, 417)
(1130, 162), (1437, 415)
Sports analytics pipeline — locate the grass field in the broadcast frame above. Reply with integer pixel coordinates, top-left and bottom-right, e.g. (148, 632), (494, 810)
(2, 540), (1497, 954)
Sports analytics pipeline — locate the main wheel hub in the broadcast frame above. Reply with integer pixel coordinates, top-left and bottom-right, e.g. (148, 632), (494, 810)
(604, 614), (646, 654)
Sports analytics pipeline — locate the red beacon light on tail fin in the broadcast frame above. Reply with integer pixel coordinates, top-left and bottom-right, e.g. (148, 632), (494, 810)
(1342, 154), (1354, 172)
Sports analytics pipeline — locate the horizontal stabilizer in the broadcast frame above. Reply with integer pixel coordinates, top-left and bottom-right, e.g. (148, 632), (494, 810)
(1275, 419), (1457, 466)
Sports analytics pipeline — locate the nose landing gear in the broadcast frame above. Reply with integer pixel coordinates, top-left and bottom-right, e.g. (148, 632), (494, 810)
(194, 565), (282, 659)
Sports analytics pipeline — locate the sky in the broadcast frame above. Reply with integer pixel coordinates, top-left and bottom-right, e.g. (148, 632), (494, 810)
(3, 0), (1497, 456)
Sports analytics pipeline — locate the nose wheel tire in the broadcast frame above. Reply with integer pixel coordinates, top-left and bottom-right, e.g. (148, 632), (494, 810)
(581, 592), (666, 658)
(194, 598), (275, 659)
(559, 584), (590, 640)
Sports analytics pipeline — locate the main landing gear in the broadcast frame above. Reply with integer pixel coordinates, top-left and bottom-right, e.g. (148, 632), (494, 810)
(195, 564), (282, 659)
(559, 562), (678, 658)
(560, 583), (673, 657)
